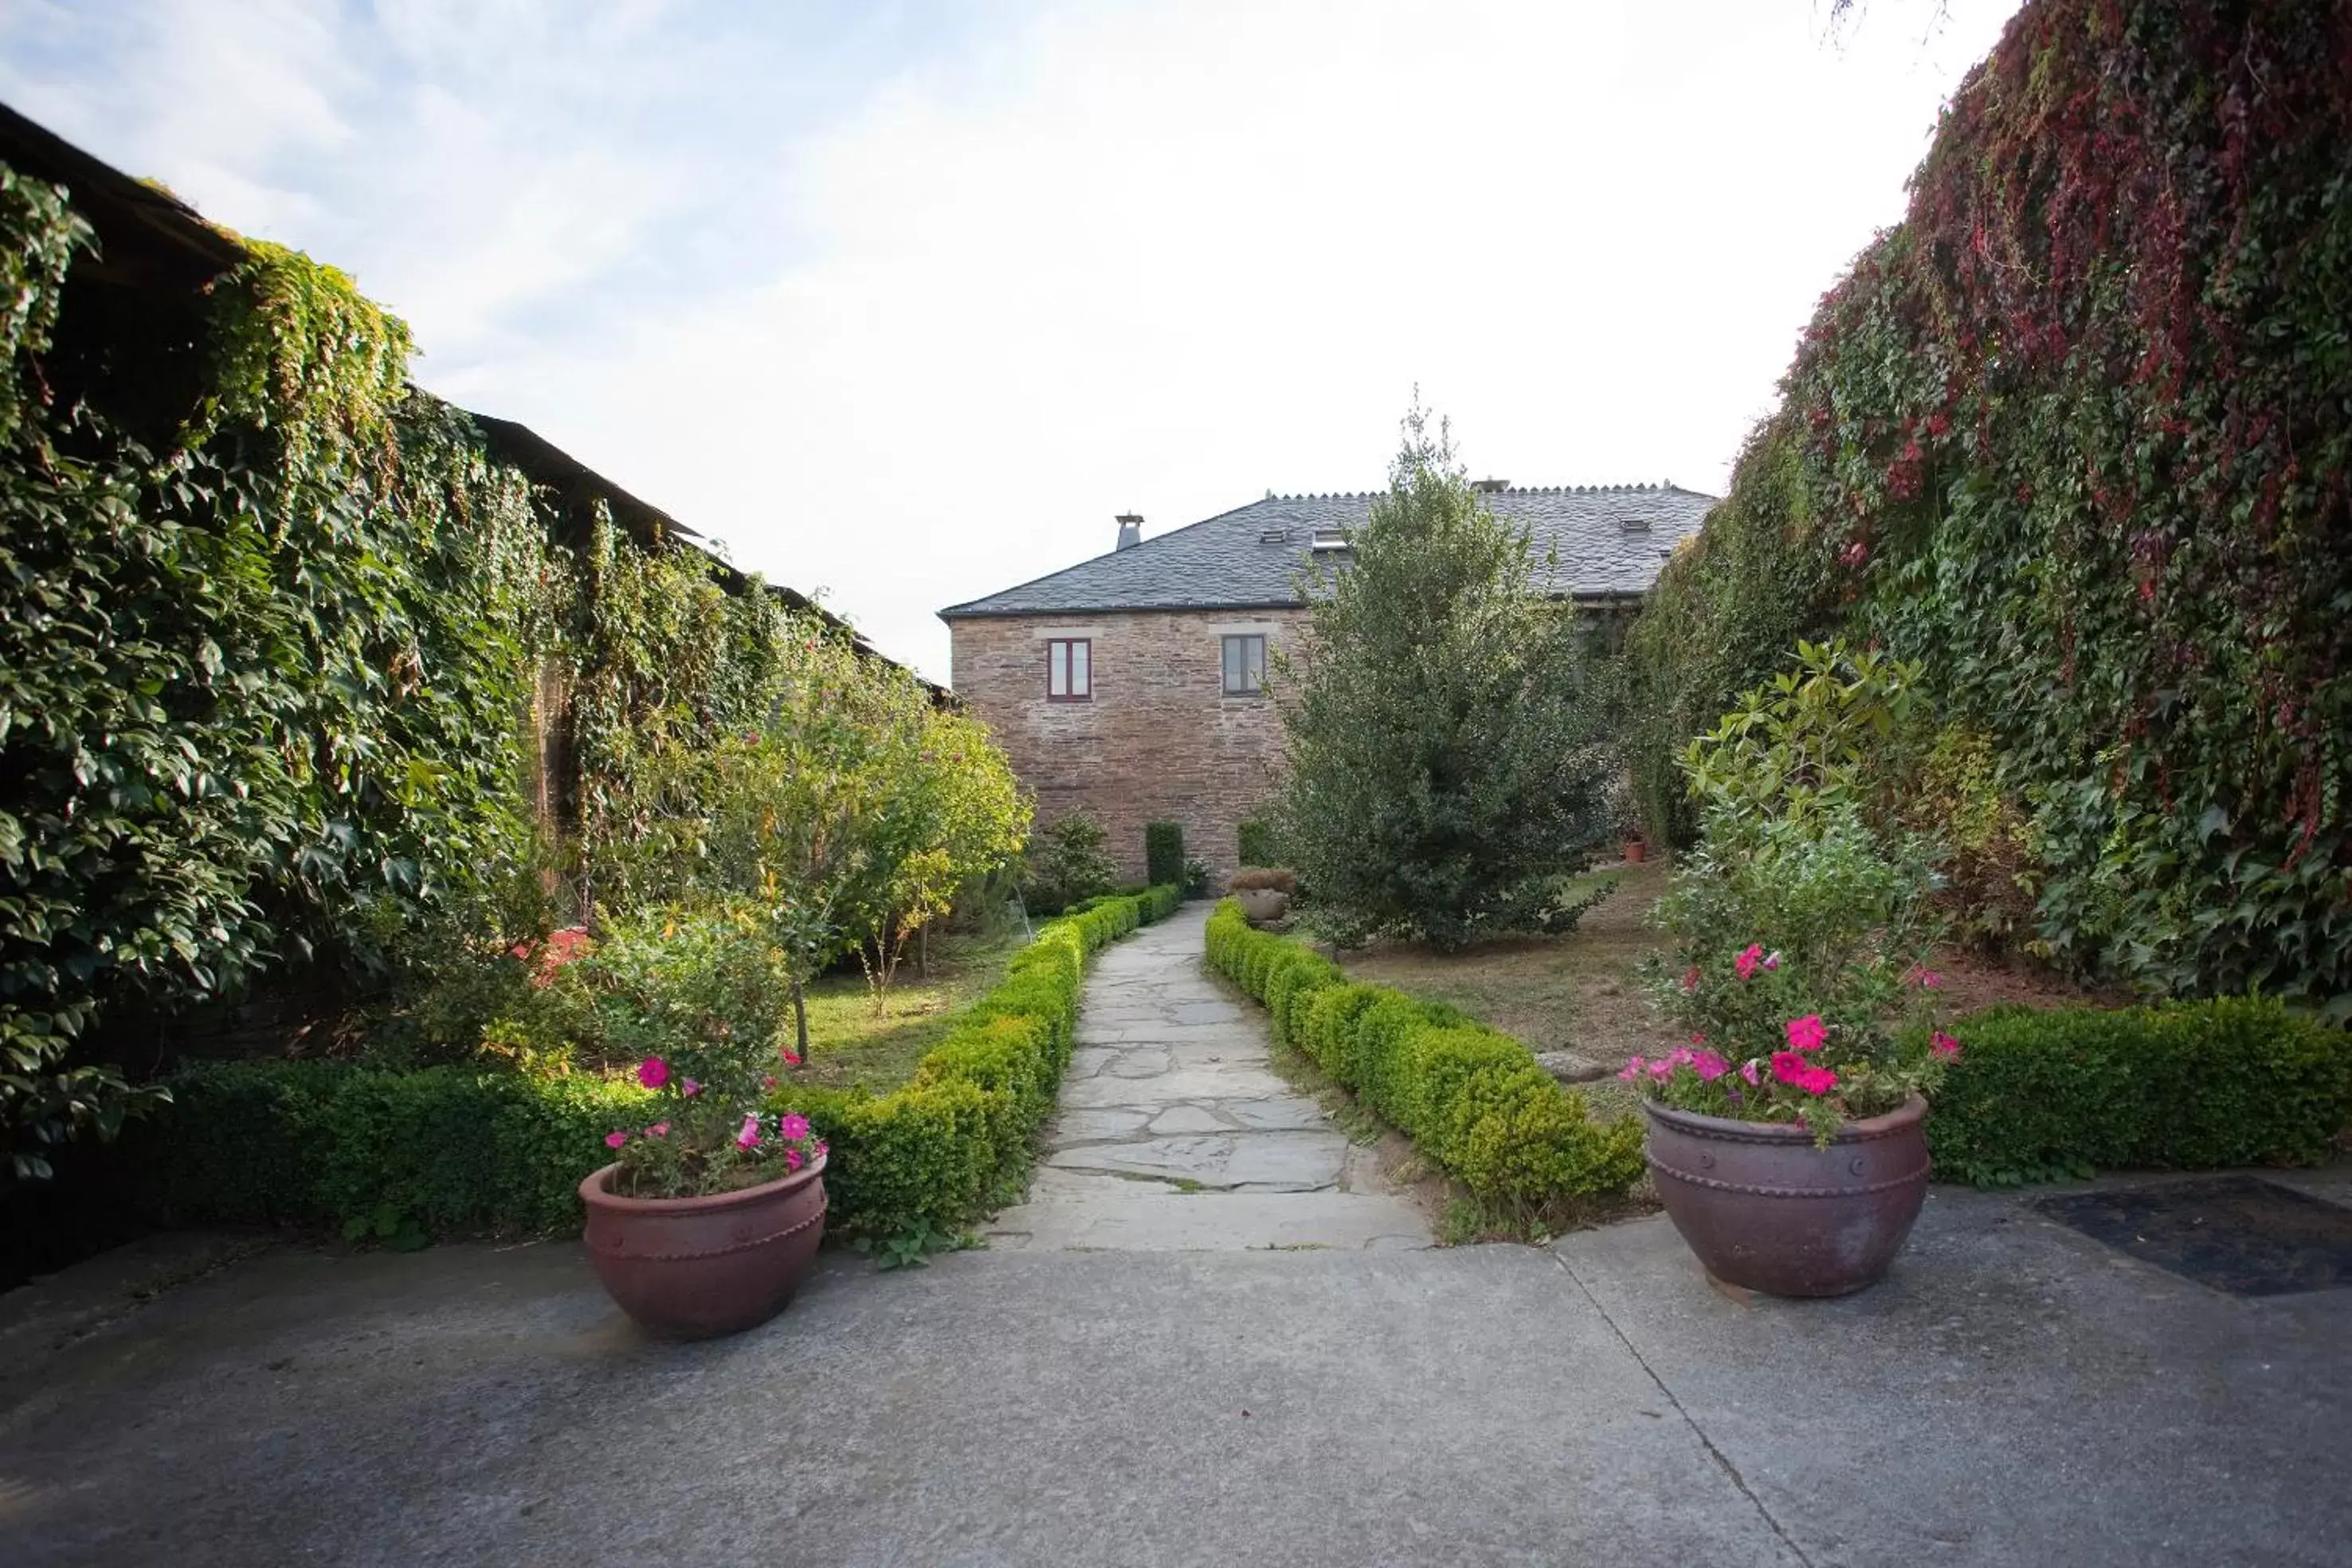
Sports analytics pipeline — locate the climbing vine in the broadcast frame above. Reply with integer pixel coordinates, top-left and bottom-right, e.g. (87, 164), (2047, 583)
(1626, 0), (2351, 1015)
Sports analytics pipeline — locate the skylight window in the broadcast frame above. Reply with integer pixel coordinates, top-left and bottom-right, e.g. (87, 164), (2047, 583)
(1310, 527), (1351, 552)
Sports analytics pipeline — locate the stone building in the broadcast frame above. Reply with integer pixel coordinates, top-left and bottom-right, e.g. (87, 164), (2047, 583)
(939, 483), (1715, 884)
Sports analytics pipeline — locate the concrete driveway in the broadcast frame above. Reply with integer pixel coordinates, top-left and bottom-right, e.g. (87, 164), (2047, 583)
(3, 1173), (2346, 1567)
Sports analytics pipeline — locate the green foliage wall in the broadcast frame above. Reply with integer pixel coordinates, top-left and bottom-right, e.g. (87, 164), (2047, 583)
(1623, 0), (2352, 1015)
(0, 161), (966, 1174)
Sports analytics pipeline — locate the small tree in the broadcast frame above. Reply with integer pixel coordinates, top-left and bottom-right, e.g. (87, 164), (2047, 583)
(1276, 404), (1617, 948)
(1023, 813), (1119, 913)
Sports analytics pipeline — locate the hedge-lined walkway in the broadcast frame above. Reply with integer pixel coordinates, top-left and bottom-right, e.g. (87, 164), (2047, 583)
(985, 904), (1429, 1250)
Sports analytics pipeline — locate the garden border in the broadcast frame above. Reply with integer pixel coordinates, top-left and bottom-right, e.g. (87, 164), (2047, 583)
(128, 887), (1186, 1245)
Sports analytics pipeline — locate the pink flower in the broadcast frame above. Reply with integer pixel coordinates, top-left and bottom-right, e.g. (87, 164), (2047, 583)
(781, 1049), (802, 1067)
(1785, 1014), (1828, 1054)
(1649, 1059), (1673, 1081)
(605, 1130), (628, 1150)
(1740, 1060), (1762, 1086)
(1618, 1056), (1646, 1083)
(1668, 1046), (1695, 1068)
(637, 1056), (669, 1090)
(778, 1113), (812, 1141)
(1680, 966), (1701, 994)
(1689, 1033), (1706, 1045)
(1692, 1050), (1729, 1082)
(762, 1075), (778, 1091)
(1773, 1052), (1837, 1095)
(681, 1079), (701, 1098)
(1735, 943), (1763, 981)
(813, 1141), (829, 1158)
(1840, 539), (1869, 567)
(735, 1115), (761, 1151)
(1931, 1030), (1962, 1061)
(785, 1149), (804, 1172)
(1762, 951), (1781, 971)
(649, 1122), (671, 1138)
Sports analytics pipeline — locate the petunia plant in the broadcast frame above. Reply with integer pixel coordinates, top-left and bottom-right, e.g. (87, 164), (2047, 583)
(602, 1048), (826, 1199)
(1637, 794), (1960, 1143)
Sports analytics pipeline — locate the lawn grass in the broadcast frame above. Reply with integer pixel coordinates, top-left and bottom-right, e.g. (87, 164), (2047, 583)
(791, 930), (1028, 1095)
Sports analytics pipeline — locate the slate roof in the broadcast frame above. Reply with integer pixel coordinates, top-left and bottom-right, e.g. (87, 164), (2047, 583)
(939, 484), (1718, 618)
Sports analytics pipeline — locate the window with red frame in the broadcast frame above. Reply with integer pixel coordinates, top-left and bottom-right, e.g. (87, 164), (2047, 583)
(1047, 637), (1092, 700)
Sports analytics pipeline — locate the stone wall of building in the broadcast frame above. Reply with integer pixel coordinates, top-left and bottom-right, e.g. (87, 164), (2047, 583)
(946, 608), (1312, 885)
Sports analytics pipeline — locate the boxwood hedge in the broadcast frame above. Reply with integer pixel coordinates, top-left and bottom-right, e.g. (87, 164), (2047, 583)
(1927, 998), (2352, 1188)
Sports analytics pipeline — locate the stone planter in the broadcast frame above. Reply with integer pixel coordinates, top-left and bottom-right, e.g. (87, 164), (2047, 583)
(1233, 888), (1291, 925)
(1641, 1096), (1930, 1297)
(579, 1154), (827, 1339)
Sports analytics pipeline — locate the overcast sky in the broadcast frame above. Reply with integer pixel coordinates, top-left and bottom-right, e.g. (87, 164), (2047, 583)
(1, 0), (2021, 682)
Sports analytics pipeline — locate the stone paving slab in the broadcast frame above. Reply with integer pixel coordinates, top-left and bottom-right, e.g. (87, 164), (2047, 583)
(1058, 1062), (1295, 1108)
(1045, 1129), (1347, 1191)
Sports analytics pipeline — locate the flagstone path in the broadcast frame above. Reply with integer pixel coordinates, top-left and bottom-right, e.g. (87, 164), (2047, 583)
(984, 903), (1430, 1251)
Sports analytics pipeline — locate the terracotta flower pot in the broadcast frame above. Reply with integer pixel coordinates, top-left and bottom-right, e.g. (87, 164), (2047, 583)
(1641, 1095), (1929, 1297)
(1622, 839), (1648, 864)
(1234, 888), (1291, 924)
(579, 1154), (827, 1339)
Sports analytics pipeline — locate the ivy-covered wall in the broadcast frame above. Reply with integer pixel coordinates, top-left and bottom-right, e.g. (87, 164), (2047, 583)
(0, 157), (895, 1164)
(1625, 0), (2350, 1017)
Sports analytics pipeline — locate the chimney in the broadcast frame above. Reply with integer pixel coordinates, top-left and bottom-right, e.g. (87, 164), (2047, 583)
(1115, 512), (1143, 551)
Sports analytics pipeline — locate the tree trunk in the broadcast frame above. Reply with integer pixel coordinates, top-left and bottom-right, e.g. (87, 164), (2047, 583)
(918, 923), (928, 979)
(790, 975), (809, 1060)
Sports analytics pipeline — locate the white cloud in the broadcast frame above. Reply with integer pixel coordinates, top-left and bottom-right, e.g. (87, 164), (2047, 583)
(1, 0), (2021, 681)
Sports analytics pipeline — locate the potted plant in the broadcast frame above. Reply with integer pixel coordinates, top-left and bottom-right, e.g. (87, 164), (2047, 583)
(563, 907), (832, 1339)
(1228, 866), (1297, 925)
(582, 1054), (829, 1338)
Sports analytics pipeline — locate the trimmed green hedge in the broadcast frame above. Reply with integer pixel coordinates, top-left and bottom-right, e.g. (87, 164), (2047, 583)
(1927, 998), (2352, 1188)
(130, 885), (1185, 1243)
(1205, 900), (1642, 1205)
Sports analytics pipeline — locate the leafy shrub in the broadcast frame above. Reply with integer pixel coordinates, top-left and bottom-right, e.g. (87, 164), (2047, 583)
(1023, 813), (1119, 915)
(1926, 998), (2352, 1187)
(127, 885), (1186, 1242)
(1621, 0), (2352, 1016)
(1182, 857), (1211, 899)
(493, 899), (799, 1073)
(1144, 822), (1186, 889)
(1205, 900), (1642, 1206)
(1237, 818), (1279, 870)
